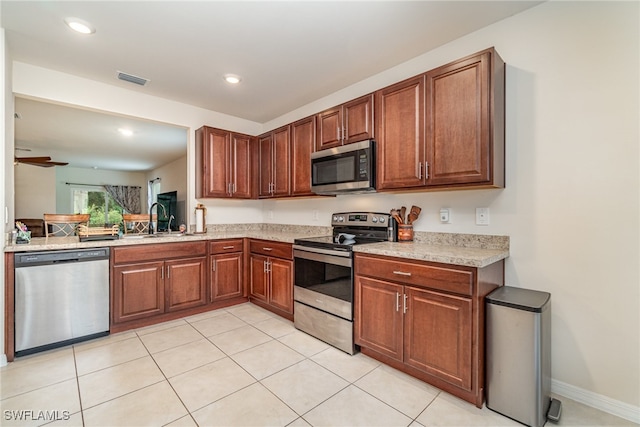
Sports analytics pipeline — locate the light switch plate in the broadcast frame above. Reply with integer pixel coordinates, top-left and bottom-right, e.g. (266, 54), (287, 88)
(476, 207), (490, 225)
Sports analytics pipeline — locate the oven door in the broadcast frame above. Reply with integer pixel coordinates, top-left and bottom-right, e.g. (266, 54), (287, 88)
(293, 245), (353, 320)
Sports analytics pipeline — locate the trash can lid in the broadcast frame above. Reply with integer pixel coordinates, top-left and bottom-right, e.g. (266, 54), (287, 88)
(486, 286), (550, 312)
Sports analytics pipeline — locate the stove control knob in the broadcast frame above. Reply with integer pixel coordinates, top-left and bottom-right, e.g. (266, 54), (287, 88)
(338, 216), (345, 222)
(378, 216), (386, 223)
(372, 217), (378, 223)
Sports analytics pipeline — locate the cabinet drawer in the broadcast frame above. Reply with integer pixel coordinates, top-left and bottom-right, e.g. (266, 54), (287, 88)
(249, 239), (292, 259)
(209, 239), (244, 254)
(355, 254), (474, 296)
(113, 242), (208, 264)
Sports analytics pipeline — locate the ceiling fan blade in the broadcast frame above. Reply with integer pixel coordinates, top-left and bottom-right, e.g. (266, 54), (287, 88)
(15, 156), (52, 162)
(14, 156), (68, 167)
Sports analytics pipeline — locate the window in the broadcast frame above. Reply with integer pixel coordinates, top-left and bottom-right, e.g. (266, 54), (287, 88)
(148, 179), (161, 210)
(72, 188), (124, 226)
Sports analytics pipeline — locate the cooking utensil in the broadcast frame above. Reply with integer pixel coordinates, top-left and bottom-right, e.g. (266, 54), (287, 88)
(390, 209), (403, 224)
(407, 205), (422, 224)
(400, 206), (407, 224)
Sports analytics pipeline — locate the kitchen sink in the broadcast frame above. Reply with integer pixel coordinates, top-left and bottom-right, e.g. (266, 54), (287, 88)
(120, 232), (196, 239)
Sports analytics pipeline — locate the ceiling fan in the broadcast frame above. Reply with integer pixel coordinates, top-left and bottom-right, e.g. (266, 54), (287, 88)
(14, 156), (69, 167)
(14, 149), (68, 167)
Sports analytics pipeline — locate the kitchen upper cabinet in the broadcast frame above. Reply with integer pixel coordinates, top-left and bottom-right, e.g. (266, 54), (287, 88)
(258, 126), (290, 198)
(195, 126), (254, 199)
(425, 48), (504, 187)
(290, 115), (316, 196)
(376, 75), (425, 189)
(316, 94), (374, 151)
(354, 253), (503, 408)
(376, 47), (504, 191)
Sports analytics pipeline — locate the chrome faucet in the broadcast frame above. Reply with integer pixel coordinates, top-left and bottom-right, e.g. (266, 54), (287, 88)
(149, 202), (167, 234)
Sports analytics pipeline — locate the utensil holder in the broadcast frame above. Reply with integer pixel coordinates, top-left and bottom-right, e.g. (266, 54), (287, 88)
(397, 224), (413, 242)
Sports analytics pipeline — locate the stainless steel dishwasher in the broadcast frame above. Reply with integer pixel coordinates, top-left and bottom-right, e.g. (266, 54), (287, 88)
(14, 248), (110, 356)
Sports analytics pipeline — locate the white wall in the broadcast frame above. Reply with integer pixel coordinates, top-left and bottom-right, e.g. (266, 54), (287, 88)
(148, 155), (187, 202)
(3, 0), (639, 418)
(15, 163), (56, 217)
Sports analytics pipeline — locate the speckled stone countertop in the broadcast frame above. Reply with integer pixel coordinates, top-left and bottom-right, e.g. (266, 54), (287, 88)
(4, 224), (508, 268)
(354, 231), (509, 268)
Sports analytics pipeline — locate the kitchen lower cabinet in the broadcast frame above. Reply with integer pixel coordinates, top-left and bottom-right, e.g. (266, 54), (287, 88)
(210, 239), (244, 302)
(354, 253), (503, 408)
(112, 242), (208, 325)
(249, 239), (293, 319)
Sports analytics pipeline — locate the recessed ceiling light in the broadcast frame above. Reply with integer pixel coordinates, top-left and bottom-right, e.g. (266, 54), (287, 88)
(64, 17), (95, 35)
(118, 128), (133, 137)
(223, 74), (242, 84)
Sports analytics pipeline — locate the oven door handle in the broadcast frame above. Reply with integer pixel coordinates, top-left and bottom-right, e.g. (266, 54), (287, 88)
(293, 246), (352, 267)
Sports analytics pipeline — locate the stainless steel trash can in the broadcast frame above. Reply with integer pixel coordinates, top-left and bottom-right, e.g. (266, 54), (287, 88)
(486, 286), (558, 427)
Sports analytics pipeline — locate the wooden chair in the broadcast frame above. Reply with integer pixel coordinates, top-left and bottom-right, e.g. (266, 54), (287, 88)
(43, 214), (90, 237)
(123, 214), (156, 234)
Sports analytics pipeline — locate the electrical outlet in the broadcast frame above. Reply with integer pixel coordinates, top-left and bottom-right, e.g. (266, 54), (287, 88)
(440, 208), (450, 223)
(476, 207), (490, 225)
(312, 210), (319, 221)
(268, 210), (274, 220)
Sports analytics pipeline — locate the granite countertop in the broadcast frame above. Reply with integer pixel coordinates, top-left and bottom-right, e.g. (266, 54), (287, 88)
(4, 224), (509, 268)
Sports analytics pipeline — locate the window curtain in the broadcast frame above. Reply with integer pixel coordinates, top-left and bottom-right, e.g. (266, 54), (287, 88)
(103, 185), (142, 214)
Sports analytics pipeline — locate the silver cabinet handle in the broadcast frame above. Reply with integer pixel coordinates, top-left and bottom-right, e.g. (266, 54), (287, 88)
(342, 127), (346, 142)
(161, 266), (164, 280)
(212, 259), (216, 271)
(166, 266), (170, 279)
(263, 260), (268, 273)
(262, 247), (273, 251)
(396, 292), (401, 312)
(393, 271), (412, 276)
(403, 294), (408, 314)
(425, 162), (429, 179)
(417, 162), (423, 180)
(337, 126), (341, 141)
(223, 245), (235, 249)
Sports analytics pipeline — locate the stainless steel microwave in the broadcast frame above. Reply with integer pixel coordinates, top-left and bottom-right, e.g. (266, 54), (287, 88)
(311, 139), (376, 195)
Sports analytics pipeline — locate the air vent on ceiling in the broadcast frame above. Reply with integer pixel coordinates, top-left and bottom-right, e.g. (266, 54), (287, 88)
(116, 71), (150, 86)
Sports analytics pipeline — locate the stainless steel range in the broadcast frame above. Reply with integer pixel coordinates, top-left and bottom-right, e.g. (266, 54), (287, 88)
(293, 212), (395, 354)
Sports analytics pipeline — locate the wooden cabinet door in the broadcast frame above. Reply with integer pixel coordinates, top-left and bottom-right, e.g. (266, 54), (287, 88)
(425, 51), (491, 186)
(376, 76), (425, 190)
(231, 133), (253, 198)
(249, 254), (268, 301)
(272, 126), (291, 197)
(112, 261), (164, 323)
(316, 107), (342, 150)
(404, 286), (472, 391)
(343, 94), (374, 145)
(268, 257), (293, 314)
(291, 116), (316, 196)
(258, 134), (273, 197)
(165, 257), (207, 312)
(198, 127), (231, 198)
(211, 252), (243, 301)
(354, 276), (403, 362)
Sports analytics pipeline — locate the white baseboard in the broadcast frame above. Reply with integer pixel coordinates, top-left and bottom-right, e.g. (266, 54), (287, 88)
(552, 379), (640, 424)
(0, 353), (7, 367)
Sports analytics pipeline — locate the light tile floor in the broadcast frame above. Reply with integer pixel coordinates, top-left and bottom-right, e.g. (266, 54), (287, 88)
(1, 303), (637, 427)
